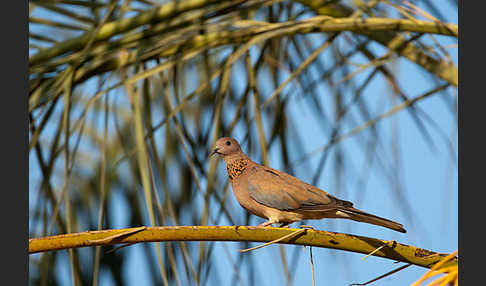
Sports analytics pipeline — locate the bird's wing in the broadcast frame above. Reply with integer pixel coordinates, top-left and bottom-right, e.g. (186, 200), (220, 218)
(245, 164), (352, 211)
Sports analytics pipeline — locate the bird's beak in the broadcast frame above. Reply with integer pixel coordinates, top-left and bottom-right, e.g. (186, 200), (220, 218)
(209, 148), (220, 157)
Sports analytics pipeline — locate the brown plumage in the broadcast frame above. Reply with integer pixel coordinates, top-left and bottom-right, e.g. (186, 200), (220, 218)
(211, 137), (406, 233)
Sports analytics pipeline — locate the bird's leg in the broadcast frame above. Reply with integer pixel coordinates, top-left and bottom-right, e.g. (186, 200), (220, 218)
(278, 222), (290, 228)
(257, 220), (274, 227)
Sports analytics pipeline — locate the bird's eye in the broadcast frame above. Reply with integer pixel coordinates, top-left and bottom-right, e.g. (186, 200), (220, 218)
(226, 141), (231, 146)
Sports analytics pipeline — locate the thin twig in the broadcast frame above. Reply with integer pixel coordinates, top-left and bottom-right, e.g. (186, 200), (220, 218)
(349, 263), (412, 286)
(87, 226), (147, 243)
(240, 228), (307, 253)
(309, 246), (316, 286)
(361, 240), (396, 260)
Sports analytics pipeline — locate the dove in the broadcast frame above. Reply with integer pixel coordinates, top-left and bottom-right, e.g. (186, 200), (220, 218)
(210, 137), (406, 233)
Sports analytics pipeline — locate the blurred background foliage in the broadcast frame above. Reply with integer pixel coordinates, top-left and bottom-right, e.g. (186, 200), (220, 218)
(29, 0), (457, 285)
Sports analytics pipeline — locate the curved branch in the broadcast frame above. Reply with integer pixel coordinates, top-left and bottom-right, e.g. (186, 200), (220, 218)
(30, 15), (457, 69)
(29, 16), (458, 107)
(297, 0), (458, 86)
(29, 0), (228, 67)
(29, 226), (457, 270)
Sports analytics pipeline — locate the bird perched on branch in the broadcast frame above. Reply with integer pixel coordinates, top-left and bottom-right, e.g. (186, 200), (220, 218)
(210, 137), (406, 233)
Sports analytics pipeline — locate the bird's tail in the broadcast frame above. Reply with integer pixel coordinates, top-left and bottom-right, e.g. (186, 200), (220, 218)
(339, 208), (406, 233)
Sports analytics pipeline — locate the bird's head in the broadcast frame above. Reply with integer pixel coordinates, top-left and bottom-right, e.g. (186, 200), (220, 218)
(210, 137), (242, 157)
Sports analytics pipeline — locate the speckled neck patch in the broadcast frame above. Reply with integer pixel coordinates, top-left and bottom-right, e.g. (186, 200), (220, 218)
(226, 159), (249, 180)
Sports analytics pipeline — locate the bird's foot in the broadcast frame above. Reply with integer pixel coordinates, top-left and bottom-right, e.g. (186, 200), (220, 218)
(257, 221), (274, 227)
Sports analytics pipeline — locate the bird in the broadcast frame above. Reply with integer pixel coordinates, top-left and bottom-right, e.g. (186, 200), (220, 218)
(210, 137), (406, 233)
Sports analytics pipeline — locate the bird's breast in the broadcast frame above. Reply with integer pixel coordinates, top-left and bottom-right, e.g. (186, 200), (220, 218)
(229, 176), (266, 219)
